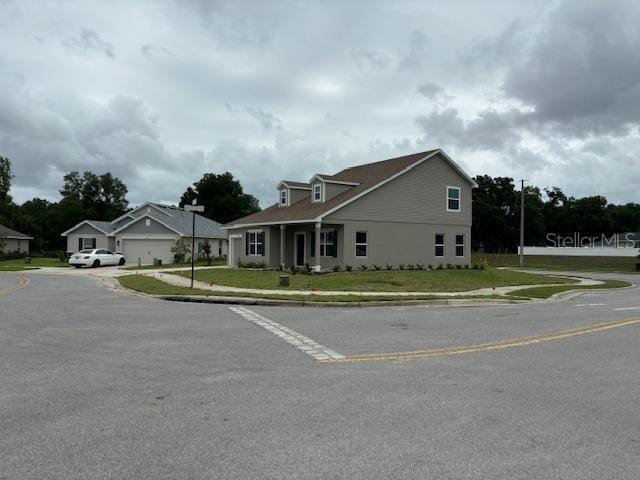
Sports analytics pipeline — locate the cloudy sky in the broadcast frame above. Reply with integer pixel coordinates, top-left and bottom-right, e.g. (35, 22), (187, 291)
(2, 0), (640, 208)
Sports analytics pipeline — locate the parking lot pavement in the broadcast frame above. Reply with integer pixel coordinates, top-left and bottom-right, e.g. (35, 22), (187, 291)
(1, 273), (639, 479)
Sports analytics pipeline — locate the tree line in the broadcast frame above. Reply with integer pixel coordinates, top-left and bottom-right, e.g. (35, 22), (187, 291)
(1, 155), (639, 255)
(0, 156), (259, 253)
(472, 175), (640, 252)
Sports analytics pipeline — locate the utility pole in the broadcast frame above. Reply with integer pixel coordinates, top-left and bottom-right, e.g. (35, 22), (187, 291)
(519, 179), (527, 268)
(185, 200), (204, 288)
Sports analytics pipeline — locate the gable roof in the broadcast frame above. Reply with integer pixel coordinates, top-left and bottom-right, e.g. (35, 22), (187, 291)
(0, 224), (33, 239)
(61, 203), (227, 239)
(61, 220), (116, 236)
(279, 181), (312, 190)
(225, 149), (476, 228)
(113, 205), (226, 238)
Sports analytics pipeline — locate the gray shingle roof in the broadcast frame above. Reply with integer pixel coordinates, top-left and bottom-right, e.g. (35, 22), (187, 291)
(86, 220), (117, 234)
(0, 223), (33, 239)
(145, 204), (226, 237)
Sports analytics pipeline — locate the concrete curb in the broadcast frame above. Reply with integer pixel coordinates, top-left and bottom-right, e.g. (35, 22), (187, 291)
(156, 294), (528, 308)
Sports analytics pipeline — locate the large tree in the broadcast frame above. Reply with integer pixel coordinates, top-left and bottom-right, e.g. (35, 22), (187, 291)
(179, 172), (260, 224)
(0, 156), (12, 204)
(60, 171), (129, 220)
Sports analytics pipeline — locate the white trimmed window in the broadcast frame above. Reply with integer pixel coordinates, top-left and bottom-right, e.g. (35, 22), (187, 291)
(355, 231), (368, 257)
(456, 234), (464, 257)
(447, 186), (461, 212)
(280, 189), (288, 206)
(82, 237), (95, 249)
(435, 234), (445, 257)
(247, 231), (264, 256)
(320, 231), (336, 257)
(313, 183), (322, 202)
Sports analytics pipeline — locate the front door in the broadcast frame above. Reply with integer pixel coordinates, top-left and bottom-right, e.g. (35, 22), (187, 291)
(295, 232), (305, 267)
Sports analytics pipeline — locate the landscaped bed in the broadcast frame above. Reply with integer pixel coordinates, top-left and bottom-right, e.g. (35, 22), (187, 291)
(172, 267), (575, 293)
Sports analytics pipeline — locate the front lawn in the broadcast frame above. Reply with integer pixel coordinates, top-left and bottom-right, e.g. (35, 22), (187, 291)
(0, 257), (69, 271)
(474, 253), (639, 273)
(123, 258), (227, 270)
(175, 267), (574, 293)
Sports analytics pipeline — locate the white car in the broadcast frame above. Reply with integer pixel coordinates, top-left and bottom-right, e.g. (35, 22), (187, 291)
(69, 249), (126, 268)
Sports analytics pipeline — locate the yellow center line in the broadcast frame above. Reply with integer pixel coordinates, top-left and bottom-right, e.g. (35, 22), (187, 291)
(0, 277), (30, 297)
(319, 317), (640, 364)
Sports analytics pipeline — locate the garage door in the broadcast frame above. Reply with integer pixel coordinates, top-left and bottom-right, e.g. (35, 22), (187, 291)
(122, 239), (176, 265)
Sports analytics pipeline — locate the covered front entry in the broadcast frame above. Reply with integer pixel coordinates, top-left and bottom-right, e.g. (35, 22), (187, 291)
(294, 232), (306, 266)
(121, 238), (175, 265)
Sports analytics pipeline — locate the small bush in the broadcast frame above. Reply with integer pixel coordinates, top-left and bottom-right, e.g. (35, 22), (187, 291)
(332, 265), (341, 272)
(416, 263), (425, 270)
(386, 263), (393, 270)
(359, 264), (368, 271)
(427, 264), (433, 270)
(446, 263), (454, 269)
(373, 264), (382, 271)
(345, 265), (353, 272)
(464, 264), (470, 269)
(437, 263), (444, 270)
(399, 264), (405, 270)
(408, 264), (415, 270)
(455, 264), (462, 269)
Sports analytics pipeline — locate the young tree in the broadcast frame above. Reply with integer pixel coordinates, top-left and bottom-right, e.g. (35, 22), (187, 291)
(201, 240), (213, 266)
(179, 172), (260, 224)
(171, 238), (191, 263)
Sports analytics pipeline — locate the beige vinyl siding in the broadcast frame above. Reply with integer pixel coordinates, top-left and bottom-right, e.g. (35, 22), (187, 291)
(289, 188), (310, 205)
(324, 153), (472, 226)
(340, 221), (471, 267)
(324, 182), (352, 201)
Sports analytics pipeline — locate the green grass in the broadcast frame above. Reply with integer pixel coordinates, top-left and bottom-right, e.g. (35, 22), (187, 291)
(0, 257), (70, 271)
(117, 275), (510, 303)
(507, 280), (631, 299)
(173, 267), (574, 293)
(123, 258), (227, 270)
(474, 253), (640, 273)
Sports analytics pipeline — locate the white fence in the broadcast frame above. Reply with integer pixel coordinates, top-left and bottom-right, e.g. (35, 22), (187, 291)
(520, 247), (639, 257)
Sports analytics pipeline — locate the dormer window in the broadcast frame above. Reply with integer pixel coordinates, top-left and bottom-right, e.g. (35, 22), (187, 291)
(280, 189), (288, 207)
(312, 183), (322, 202)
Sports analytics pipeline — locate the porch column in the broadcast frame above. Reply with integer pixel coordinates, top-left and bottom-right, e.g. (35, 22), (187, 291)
(279, 224), (286, 269)
(314, 222), (322, 272)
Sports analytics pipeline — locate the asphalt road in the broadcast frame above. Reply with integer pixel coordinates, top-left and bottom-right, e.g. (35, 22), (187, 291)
(1, 271), (639, 479)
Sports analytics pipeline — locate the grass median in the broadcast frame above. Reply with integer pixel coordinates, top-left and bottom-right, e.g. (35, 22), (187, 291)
(176, 267), (573, 293)
(118, 274), (511, 303)
(506, 280), (631, 299)
(474, 253), (639, 273)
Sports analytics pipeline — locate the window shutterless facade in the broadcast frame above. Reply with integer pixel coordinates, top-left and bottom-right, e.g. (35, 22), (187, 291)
(455, 234), (464, 257)
(82, 237), (96, 249)
(320, 230), (335, 257)
(280, 189), (287, 206)
(313, 183), (322, 202)
(247, 231), (265, 256)
(355, 231), (368, 257)
(435, 233), (445, 257)
(447, 186), (461, 211)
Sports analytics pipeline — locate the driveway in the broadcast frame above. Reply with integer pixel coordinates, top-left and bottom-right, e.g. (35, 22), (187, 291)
(1, 272), (639, 479)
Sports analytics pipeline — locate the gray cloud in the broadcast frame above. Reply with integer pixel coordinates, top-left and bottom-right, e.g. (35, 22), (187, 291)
(62, 27), (114, 59)
(1, 0), (639, 208)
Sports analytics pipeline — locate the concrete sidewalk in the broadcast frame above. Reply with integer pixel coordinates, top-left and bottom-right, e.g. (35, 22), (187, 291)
(147, 271), (602, 297)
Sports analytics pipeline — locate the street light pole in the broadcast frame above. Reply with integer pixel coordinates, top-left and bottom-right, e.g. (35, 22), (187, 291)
(185, 201), (204, 289)
(519, 179), (527, 268)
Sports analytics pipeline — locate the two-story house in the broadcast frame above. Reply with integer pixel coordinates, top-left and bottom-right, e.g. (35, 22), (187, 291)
(224, 149), (477, 270)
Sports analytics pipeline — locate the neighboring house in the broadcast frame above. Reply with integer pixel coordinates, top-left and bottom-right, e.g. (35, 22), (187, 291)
(62, 202), (228, 265)
(224, 149), (477, 270)
(0, 224), (33, 254)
